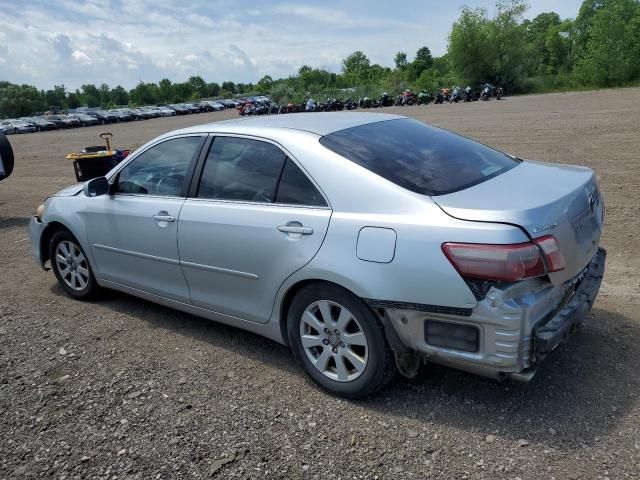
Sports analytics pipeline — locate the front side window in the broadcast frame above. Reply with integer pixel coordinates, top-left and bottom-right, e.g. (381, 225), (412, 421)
(115, 136), (203, 197)
(197, 137), (286, 203)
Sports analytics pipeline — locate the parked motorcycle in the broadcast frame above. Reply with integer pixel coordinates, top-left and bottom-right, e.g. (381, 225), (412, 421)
(344, 98), (358, 110)
(305, 99), (316, 112)
(480, 84), (492, 101)
(463, 86), (474, 102)
(401, 90), (417, 106)
(417, 91), (433, 105)
(358, 97), (373, 109)
(450, 86), (462, 103)
(379, 92), (394, 107)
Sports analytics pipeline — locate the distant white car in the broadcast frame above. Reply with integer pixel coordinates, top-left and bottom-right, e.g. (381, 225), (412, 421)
(1, 119), (37, 134)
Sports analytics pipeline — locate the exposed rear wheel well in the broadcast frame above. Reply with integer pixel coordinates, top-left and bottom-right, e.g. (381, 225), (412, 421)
(279, 279), (372, 347)
(40, 222), (70, 266)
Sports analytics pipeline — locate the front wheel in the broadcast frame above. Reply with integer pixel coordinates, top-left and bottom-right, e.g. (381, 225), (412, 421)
(288, 284), (396, 398)
(50, 230), (100, 300)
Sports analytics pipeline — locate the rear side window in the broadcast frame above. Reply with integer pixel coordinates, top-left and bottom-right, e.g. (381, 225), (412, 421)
(319, 118), (519, 196)
(275, 159), (327, 207)
(197, 137), (286, 202)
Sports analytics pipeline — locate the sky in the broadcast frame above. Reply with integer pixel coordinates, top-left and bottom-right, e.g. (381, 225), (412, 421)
(0, 0), (583, 91)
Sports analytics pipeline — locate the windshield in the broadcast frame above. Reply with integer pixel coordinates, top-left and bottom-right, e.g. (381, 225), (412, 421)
(319, 118), (520, 196)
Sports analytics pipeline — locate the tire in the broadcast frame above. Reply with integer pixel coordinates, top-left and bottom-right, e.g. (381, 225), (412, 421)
(288, 283), (396, 398)
(14, 128), (19, 134)
(49, 230), (100, 300)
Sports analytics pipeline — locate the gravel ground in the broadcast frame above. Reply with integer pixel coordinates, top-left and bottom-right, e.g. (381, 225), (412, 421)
(1, 89), (639, 479)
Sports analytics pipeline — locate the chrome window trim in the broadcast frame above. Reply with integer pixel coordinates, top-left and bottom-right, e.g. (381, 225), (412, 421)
(192, 132), (332, 209)
(183, 196), (331, 211)
(109, 193), (187, 201)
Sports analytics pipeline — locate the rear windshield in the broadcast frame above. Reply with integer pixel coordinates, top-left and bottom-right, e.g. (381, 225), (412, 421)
(319, 118), (519, 196)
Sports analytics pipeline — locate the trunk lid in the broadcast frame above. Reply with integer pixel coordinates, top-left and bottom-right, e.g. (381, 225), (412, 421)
(433, 161), (604, 284)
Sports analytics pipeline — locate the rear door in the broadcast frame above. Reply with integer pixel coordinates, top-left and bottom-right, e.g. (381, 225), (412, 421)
(177, 135), (331, 323)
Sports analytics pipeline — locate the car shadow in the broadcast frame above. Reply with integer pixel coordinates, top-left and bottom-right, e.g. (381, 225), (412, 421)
(52, 284), (637, 447)
(0, 216), (28, 231)
(367, 306), (638, 446)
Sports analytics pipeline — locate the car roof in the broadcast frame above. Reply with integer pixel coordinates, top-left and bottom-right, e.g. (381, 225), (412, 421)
(177, 112), (406, 137)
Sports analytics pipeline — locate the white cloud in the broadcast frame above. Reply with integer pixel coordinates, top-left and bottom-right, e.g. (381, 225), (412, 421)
(0, 0), (584, 90)
(72, 50), (92, 64)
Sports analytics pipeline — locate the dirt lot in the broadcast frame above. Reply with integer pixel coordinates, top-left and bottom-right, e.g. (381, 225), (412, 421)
(1, 89), (639, 479)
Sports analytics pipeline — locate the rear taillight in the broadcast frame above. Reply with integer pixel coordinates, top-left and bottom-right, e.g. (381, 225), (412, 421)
(533, 235), (565, 272)
(442, 236), (565, 282)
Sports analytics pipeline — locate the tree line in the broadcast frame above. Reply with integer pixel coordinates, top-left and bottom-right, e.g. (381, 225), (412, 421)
(1, 0), (639, 118)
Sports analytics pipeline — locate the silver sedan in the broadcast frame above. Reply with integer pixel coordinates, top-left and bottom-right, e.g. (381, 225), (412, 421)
(29, 113), (606, 397)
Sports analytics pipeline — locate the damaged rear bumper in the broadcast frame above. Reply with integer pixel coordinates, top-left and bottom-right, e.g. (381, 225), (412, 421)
(381, 247), (606, 381)
(533, 247), (606, 362)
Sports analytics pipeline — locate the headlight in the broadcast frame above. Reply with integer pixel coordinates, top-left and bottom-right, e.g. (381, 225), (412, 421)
(35, 203), (45, 220)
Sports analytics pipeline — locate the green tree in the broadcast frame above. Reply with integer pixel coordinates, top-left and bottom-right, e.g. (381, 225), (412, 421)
(158, 78), (174, 102)
(270, 82), (295, 103)
(0, 83), (46, 117)
(98, 83), (111, 106)
(80, 84), (101, 107)
(207, 82), (221, 97)
(576, 0), (640, 86)
(67, 91), (81, 109)
(449, 7), (493, 85)
(449, 0), (529, 90)
(188, 75), (208, 98)
(221, 81), (236, 94)
(129, 82), (159, 105)
(257, 75), (273, 92)
(415, 46), (433, 68)
(110, 86), (129, 106)
(394, 52), (408, 70)
(44, 85), (67, 111)
(342, 51), (371, 84)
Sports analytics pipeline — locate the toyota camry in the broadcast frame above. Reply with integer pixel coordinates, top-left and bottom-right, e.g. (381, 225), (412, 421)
(29, 113), (605, 398)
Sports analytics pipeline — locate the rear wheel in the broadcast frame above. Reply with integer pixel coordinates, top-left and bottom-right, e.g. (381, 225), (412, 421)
(50, 230), (100, 300)
(288, 284), (396, 398)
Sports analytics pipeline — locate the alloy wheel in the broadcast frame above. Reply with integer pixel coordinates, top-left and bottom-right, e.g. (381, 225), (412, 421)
(300, 300), (369, 382)
(55, 240), (90, 291)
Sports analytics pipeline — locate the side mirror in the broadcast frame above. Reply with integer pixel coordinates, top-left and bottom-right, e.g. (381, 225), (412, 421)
(0, 132), (14, 182)
(84, 176), (110, 197)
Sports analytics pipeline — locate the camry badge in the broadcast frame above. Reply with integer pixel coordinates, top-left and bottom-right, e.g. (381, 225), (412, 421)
(533, 222), (558, 234)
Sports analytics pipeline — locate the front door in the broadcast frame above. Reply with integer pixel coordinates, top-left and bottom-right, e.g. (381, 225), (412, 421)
(86, 135), (205, 303)
(178, 136), (331, 323)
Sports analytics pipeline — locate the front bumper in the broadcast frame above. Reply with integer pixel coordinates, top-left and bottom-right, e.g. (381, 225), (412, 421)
(385, 248), (606, 380)
(29, 216), (48, 269)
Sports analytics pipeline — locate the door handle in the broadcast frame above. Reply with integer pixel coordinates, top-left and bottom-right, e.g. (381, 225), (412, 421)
(153, 214), (175, 222)
(277, 225), (313, 235)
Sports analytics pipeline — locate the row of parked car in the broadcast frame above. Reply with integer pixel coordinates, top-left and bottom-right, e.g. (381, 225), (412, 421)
(0, 99), (241, 135)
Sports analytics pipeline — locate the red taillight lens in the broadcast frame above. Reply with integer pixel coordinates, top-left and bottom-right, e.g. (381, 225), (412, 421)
(442, 236), (565, 282)
(533, 235), (565, 272)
